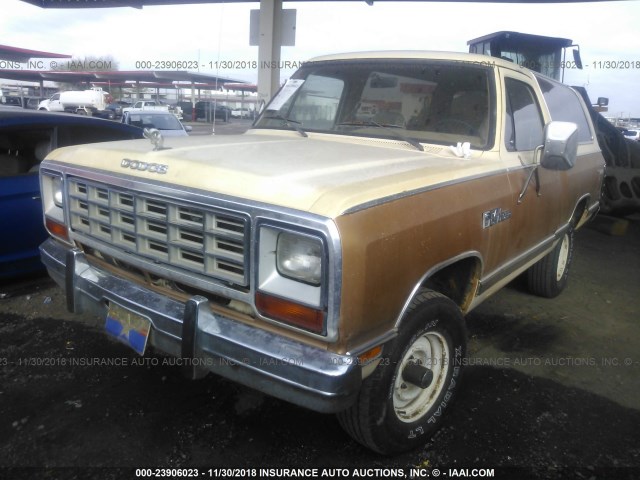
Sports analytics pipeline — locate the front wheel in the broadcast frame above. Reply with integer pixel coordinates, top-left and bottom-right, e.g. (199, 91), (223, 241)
(337, 289), (466, 454)
(527, 229), (574, 298)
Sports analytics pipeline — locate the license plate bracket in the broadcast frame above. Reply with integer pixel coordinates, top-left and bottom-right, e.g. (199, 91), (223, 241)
(105, 302), (151, 356)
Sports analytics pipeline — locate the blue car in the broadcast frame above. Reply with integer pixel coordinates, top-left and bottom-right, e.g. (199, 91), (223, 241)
(0, 108), (144, 279)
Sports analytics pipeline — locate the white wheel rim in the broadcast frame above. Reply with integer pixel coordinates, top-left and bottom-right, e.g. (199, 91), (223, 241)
(556, 234), (570, 282)
(393, 331), (450, 423)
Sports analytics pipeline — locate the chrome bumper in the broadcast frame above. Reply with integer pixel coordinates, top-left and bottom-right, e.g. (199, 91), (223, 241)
(40, 238), (361, 413)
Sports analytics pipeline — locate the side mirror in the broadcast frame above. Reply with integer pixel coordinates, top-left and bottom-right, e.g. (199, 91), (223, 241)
(184, 125), (193, 132)
(572, 48), (583, 70)
(540, 121), (578, 171)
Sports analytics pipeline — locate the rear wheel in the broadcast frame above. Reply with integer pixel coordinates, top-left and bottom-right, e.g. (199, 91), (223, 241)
(337, 289), (466, 454)
(527, 229), (574, 298)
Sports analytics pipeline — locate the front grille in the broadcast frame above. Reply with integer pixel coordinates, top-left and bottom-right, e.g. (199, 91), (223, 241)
(67, 178), (249, 287)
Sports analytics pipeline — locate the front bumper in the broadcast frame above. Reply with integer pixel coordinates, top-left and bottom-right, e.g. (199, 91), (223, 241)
(40, 238), (361, 413)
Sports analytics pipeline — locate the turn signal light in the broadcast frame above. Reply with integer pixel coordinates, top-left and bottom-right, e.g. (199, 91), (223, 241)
(45, 217), (70, 243)
(358, 345), (383, 364)
(256, 292), (325, 334)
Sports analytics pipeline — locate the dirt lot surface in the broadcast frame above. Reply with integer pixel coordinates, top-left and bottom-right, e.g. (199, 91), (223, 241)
(0, 123), (638, 479)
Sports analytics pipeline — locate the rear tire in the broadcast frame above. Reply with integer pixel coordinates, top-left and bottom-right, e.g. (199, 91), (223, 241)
(337, 289), (466, 454)
(527, 229), (574, 298)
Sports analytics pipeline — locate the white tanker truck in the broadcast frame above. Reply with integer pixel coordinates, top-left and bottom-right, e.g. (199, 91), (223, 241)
(38, 87), (108, 115)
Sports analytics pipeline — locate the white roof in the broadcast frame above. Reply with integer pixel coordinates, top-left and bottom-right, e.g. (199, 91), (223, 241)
(308, 50), (527, 72)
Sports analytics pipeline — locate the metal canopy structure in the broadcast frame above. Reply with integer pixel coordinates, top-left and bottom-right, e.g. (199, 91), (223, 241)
(100, 70), (245, 84)
(0, 69), (241, 85)
(20, 0), (298, 104)
(0, 66), (249, 102)
(21, 0), (255, 6)
(19, 0), (618, 6)
(0, 44), (71, 63)
(19, 0), (616, 104)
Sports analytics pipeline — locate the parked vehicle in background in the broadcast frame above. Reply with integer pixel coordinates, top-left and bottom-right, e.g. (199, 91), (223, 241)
(38, 88), (110, 116)
(38, 51), (604, 454)
(122, 100), (183, 120)
(94, 102), (126, 120)
(623, 129), (639, 141)
(1, 96), (23, 108)
(0, 108), (143, 278)
(121, 110), (191, 136)
(178, 101), (194, 120)
(194, 101), (231, 122)
(231, 107), (254, 119)
(2, 96), (48, 110)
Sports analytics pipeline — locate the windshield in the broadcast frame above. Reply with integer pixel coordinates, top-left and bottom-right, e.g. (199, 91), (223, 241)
(255, 59), (494, 149)
(128, 113), (183, 131)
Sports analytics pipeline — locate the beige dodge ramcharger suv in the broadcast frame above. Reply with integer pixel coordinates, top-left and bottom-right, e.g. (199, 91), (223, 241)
(39, 51), (605, 453)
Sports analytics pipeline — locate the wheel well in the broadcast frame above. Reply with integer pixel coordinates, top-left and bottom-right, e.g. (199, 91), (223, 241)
(422, 256), (481, 312)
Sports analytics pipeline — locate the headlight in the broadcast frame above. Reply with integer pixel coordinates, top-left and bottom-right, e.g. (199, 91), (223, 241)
(41, 172), (65, 216)
(277, 232), (323, 286)
(52, 176), (64, 207)
(257, 225), (327, 335)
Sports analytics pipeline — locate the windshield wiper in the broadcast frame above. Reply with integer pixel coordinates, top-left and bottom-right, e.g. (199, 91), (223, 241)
(337, 120), (424, 152)
(263, 114), (308, 137)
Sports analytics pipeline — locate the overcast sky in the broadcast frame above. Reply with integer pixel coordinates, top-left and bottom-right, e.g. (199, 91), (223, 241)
(2, 0), (639, 116)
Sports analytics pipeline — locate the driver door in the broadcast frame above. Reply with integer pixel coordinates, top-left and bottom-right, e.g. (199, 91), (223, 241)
(498, 70), (566, 264)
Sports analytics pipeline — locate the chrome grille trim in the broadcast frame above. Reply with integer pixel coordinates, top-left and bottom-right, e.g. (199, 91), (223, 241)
(67, 177), (249, 287)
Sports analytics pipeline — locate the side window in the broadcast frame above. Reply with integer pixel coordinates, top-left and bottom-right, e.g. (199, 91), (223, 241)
(535, 75), (593, 143)
(504, 78), (544, 152)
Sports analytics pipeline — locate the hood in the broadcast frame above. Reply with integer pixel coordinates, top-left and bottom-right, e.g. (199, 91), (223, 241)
(45, 129), (498, 218)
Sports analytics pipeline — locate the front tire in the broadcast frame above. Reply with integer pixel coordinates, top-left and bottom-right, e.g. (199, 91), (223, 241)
(337, 289), (466, 454)
(527, 229), (574, 298)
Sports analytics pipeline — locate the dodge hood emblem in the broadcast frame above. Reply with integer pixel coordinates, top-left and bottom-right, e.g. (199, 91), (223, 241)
(121, 158), (168, 174)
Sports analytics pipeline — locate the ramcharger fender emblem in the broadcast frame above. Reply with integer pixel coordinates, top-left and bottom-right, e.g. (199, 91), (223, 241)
(121, 158), (168, 174)
(482, 207), (512, 229)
